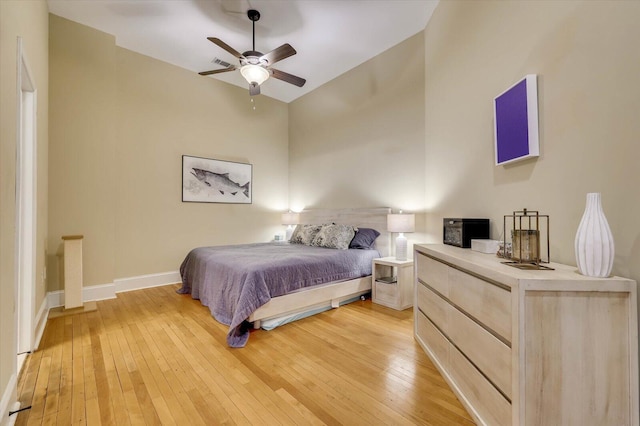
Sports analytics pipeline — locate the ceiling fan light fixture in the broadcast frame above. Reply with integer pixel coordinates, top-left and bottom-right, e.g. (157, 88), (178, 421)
(240, 64), (270, 86)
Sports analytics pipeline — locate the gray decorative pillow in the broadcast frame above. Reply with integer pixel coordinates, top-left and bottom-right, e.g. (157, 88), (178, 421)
(311, 224), (357, 250)
(349, 227), (381, 249)
(289, 224), (324, 245)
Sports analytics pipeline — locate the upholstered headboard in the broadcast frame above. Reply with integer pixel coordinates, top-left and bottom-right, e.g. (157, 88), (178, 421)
(298, 207), (392, 258)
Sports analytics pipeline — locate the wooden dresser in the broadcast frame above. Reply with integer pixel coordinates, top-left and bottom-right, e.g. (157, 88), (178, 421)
(414, 244), (639, 426)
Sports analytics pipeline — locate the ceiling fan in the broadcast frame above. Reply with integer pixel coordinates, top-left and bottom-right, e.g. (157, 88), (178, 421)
(199, 9), (306, 96)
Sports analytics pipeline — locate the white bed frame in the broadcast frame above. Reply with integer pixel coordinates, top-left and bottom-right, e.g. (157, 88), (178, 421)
(248, 207), (391, 328)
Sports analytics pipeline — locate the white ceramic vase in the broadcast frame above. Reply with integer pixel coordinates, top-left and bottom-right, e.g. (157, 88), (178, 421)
(575, 193), (615, 277)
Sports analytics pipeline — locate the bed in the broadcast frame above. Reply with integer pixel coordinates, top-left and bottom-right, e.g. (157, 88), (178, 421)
(178, 207), (391, 347)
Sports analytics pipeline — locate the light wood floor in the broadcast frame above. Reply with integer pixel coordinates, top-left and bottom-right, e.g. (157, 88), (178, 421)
(16, 284), (474, 425)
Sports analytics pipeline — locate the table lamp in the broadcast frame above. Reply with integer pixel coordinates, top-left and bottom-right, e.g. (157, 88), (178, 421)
(281, 211), (300, 241)
(387, 211), (415, 261)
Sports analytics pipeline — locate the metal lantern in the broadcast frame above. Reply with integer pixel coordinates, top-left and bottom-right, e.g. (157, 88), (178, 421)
(502, 208), (553, 270)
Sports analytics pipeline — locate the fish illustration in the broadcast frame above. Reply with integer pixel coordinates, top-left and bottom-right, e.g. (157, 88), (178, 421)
(190, 168), (250, 198)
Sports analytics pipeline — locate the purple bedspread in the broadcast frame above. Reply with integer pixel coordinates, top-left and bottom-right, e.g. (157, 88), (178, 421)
(178, 242), (380, 347)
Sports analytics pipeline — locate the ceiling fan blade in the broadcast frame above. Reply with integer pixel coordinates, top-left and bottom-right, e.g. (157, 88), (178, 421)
(249, 82), (261, 96)
(207, 37), (244, 59)
(198, 66), (237, 76)
(260, 43), (296, 66)
(270, 68), (306, 87)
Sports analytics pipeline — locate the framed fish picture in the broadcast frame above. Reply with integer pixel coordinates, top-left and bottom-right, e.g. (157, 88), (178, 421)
(182, 155), (252, 204)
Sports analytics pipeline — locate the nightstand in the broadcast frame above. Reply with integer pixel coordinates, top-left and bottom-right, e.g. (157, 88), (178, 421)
(372, 257), (414, 310)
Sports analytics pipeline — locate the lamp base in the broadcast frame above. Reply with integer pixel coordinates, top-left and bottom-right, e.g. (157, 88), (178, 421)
(285, 225), (294, 241)
(395, 233), (408, 261)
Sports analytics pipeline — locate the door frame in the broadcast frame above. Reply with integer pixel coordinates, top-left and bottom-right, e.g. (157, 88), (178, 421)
(15, 36), (38, 373)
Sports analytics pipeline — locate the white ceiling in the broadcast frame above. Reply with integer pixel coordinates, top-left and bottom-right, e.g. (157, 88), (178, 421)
(48, 0), (438, 103)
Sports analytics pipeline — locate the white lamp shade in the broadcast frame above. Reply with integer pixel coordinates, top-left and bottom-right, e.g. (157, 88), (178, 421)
(387, 214), (415, 233)
(240, 65), (270, 85)
(281, 212), (300, 225)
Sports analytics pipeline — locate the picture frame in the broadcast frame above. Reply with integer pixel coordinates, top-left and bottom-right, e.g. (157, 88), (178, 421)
(494, 74), (539, 166)
(182, 155), (252, 204)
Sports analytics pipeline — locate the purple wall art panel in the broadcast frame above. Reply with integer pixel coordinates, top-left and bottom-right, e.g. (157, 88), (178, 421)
(494, 75), (539, 165)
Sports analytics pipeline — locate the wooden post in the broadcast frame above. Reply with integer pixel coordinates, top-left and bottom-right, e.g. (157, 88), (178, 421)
(62, 235), (83, 309)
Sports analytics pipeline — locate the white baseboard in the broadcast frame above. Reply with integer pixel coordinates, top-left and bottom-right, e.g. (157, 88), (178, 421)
(46, 290), (63, 309)
(6, 402), (19, 426)
(84, 283), (117, 301)
(0, 374), (17, 426)
(114, 271), (181, 293)
(47, 282), (116, 309)
(46, 271), (180, 308)
(33, 298), (49, 350)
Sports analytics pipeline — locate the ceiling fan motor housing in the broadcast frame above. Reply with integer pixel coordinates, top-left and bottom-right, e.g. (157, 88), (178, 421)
(247, 9), (260, 22)
(241, 51), (267, 66)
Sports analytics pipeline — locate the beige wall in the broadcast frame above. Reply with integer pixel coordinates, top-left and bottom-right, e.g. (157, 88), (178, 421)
(48, 16), (289, 289)
(423, 0), (640, 284)
(0, 0), (49, 411)
(114, 48), (289, 278)
(289, 32), (427, 249)
(48, 14), (117, 291)
(288, 0), (640, 281)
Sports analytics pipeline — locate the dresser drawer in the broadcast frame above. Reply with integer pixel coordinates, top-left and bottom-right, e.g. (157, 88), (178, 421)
(417, 283), (448, 335)
(450, 344), (511, 426)
(449, 267), (512, 342)
(416, 253), (449, 297)
(374, 281), (400, 306)
(416, 311), (449, 369)
(448, 305), (512, 398)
